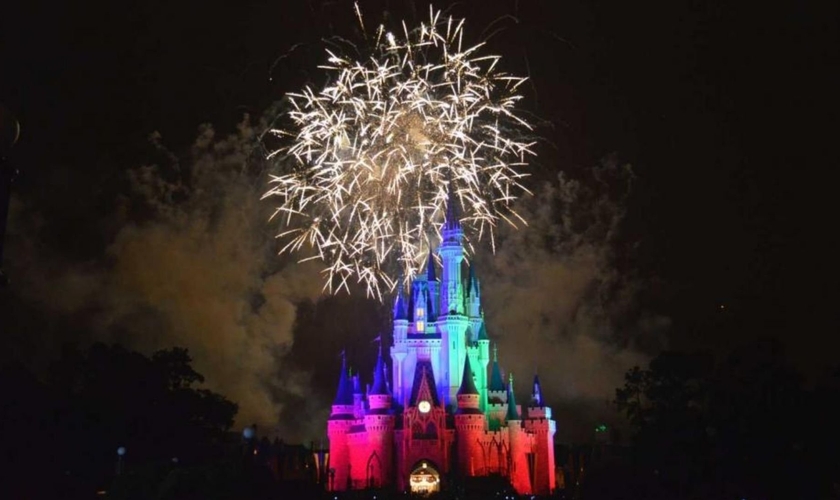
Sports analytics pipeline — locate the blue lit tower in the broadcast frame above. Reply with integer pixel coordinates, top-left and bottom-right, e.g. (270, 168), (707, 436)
(439, 187), (465, 316)
(438, 188), (471, 405)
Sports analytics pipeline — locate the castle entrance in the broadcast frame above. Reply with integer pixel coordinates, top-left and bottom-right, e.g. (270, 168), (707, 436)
(409, 461), (440, 495)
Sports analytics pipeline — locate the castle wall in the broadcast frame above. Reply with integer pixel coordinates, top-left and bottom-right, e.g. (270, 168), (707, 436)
(455, 413), (487, 475)
(347, 431), (369, 489)
(327, 417), (352, 491)
(524, 416), (557, 494)
(507, 421), (534, 494)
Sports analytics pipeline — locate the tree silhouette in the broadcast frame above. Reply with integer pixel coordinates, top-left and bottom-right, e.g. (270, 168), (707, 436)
(4, 342), (238, 499)
(615, 338), (836, 499)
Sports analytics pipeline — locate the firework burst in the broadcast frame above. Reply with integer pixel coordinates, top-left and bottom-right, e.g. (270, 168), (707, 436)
(263, 5), (535, 298)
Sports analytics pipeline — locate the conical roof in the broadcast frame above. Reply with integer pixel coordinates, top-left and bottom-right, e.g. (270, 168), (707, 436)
(457, 355), (480, 396)
(444, 181), (461, 233)
(506, 373), (520, 421)
(370, 345), (389, 395)
(426, 251), (437, 281)
(477, 322), (489, 341)
(466, 264), (479, 297)
(333, 356), (354, 405)
(489, 346), (506, 392)
(393, 285), (408, 320)
(531, 374), (544, 406)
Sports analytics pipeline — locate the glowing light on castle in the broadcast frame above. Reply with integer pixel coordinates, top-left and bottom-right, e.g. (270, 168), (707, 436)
(326, 197), (556, 495)
(263, 5), (535, 298)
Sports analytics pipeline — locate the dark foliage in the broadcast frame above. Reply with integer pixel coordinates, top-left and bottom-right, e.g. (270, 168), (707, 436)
(2, 343), (237, 499)
(614, 338), (840, 499)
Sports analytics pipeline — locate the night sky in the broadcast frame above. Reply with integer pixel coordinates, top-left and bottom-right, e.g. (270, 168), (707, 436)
(1, 0), (837, 442)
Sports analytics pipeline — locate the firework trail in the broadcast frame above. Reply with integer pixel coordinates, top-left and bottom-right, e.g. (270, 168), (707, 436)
(263, 5), (535, 298)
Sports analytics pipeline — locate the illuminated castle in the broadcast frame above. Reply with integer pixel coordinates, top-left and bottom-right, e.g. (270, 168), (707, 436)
(326, 195), (557, 495)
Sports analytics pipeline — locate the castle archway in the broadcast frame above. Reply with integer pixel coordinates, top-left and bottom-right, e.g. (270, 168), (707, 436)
(366, 451), (382, 488)
(409, 460), (440, 495)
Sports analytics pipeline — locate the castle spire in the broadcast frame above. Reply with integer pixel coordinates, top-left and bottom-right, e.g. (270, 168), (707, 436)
(445, 176), (461, 233)
(531, 374), (544, 407)
(506, 373), (520, 420)
(466, 263), (478, 297)
(489, 345), (506, 392)
(393, 283), (408, 320)
(477, 322), (488, 341)
(442, 177), (463, 243)
(370, 340), (389, 395)
(333, 353), (354, 405)
(426, 249), (437, 281)
(457, 355), (480, 396)
(439, 180), (465, 315)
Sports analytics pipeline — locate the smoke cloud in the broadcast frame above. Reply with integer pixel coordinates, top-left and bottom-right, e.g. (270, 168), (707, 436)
(4, 117), (664, 443)
(5, 115), (326, 437)
(476, 158), (668, 441)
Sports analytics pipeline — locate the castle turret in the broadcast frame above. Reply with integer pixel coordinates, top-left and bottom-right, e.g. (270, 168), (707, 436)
(426, 251), (440, 319)
(456, 355), (480, 408)
(369, 345), (391, 407)
(330, 357), (354, 415)
(528, 374), (551, 417)
(327, 355), (354, 490)
(465, 263), (481, 318)
(364, 346), (395, 488)
(506, 373), (532, 494)
(394, 284), (408, 321)
(392, 284), (410, 406)
(489, 346), (506, 399)
(476, 322), (490, 412)
(439, 185), (464, 315)
(439, 186), (469, 404)
(353, 373), (365, 418)
(486, 345), (508, 430)
(506, 374), (520, 422)
(455, 355), (486, 476)
(524, 374), (557, 494)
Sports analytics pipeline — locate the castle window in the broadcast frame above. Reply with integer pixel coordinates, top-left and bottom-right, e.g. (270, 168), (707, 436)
(425, 422), (438, 438)
(416, 320), (425, 332)
(416, 307), (424, 319)
(411, 420), (438, 440)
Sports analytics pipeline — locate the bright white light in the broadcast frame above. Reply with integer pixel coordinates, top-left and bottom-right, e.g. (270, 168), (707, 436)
(264, 6), (534, 299)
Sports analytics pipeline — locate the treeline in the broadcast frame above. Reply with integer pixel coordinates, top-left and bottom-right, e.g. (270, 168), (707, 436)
(589, 337), (840, 499)
(2, 343), (239, 499)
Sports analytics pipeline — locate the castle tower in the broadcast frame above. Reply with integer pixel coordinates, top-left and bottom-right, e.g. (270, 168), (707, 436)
(364, 347), (395, 488)
(454, 355), (486, 477)
(391, 285), (409, 406)
(524, 374), (557, 495)
(465, 263), (481, 318)
(439, 186), (464, 316)
(506, 374), (532, 494)
(353, 373), (365, 419)
(487, 346), (508, 430)
(327, 356), (354, 491)
(425, 250), (440, 320)
(476, 322), (490, 412)
(439, 187), (469, 404)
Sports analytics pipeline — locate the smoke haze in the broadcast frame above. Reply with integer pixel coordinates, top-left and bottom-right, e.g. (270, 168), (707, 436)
(3, 115), (661, 442)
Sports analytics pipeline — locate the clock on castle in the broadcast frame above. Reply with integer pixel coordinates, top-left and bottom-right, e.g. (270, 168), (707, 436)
(326, 192), (557, 495)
